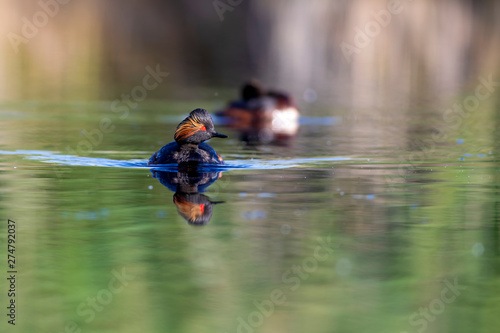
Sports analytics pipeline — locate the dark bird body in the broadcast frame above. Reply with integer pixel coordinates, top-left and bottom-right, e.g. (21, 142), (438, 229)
(149, 142), (223, 166)
(148, 108), (227, 166)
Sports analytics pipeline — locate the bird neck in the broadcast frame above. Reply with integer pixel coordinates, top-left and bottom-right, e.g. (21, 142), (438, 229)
(178, 142), (199, 150)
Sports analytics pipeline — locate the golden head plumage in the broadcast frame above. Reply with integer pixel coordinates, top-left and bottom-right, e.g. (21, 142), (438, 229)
(174, 111), (207, 142)
(174, 108), (227, 144)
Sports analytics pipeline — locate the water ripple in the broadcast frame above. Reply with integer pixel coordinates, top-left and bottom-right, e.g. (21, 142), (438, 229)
(0, 150), (354, 171)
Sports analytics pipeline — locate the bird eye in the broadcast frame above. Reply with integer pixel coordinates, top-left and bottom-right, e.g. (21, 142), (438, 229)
(201, 125), (206, 131)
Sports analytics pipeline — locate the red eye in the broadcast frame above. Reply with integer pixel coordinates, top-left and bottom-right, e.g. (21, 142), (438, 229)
(201, 125), (206, 131)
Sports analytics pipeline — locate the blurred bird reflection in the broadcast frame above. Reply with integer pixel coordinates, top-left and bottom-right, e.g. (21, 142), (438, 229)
(151, 170), (224, 226)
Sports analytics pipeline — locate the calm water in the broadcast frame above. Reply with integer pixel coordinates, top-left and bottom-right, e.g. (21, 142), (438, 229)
(1, 98), (500, 333)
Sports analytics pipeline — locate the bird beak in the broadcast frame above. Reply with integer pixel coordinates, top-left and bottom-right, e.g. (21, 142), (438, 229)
(212, 131), (228, 138)
(211, 200), (226, 205)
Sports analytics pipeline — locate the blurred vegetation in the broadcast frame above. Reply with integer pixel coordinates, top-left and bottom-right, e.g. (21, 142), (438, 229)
(0, 0), (499, 107)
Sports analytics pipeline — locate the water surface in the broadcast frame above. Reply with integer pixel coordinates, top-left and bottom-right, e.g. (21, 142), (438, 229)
(1, 100), (499, 333)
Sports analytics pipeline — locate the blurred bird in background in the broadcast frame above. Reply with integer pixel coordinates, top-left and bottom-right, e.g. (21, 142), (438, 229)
(217, 80), (299, 145)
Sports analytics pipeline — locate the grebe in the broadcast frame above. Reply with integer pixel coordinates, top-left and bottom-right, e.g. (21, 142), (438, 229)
(217, 81), (299, 143)
(148, 108), (227, 166)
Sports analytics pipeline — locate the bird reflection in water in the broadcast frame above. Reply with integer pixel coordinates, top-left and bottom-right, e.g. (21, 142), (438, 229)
(216, 80), (299, 145)
(151, 170), (224, 226)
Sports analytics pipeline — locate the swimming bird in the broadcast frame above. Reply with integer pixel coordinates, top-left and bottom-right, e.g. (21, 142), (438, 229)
(148, 108), (227, 166)
(217, 80), (299, 144)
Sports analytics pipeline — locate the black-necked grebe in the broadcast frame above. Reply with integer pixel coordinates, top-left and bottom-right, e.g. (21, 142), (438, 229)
(148, 108), (227, 166)
(216, 80), (299, 143)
